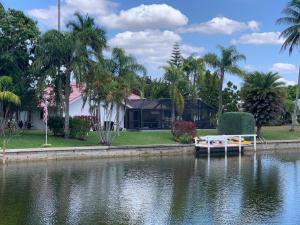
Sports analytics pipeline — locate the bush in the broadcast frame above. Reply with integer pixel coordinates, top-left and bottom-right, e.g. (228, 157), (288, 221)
(48, 116), (64, 136)
(172, 121), (197, 144)
(178, 135), (193, 144)
(70, 118), (90, 140)
(74, 115), (97, 130)
(218, 112), (255, 135)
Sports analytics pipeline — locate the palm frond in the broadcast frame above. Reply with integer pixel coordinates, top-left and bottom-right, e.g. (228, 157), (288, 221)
(0, 91), (20, 105)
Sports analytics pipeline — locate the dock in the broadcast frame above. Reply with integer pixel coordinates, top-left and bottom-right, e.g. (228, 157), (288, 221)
(194, 134), (257, 155)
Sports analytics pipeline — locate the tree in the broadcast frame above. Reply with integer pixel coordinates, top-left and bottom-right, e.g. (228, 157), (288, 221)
(106, 48), (146, 132)
(0, 4), (39, 112)
(223, 81), (240, 112)
(83, 62), (128, 145)
(169, 43), (183, 69)
(0, 76), (20, 151)
(204, 45), (246, 124)
(144, 78), (170, 99)
(164, 65), (185, 124)
(34, 13), (107, 139)
(108, 48), (146, 95)
(277, 0), (300, 131)
(240, 72), (285, 137)
(198, 70), (219, 108)
(182, 56), (205, 97)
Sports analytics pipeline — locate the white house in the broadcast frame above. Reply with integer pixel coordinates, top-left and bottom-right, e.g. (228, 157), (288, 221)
(19, 83), (141, 130)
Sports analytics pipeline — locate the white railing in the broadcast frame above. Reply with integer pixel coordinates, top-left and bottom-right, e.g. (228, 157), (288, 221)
(197, 134), (257, 154)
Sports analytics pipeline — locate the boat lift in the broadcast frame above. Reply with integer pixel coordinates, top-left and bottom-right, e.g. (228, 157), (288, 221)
(194, 134), (257, 154)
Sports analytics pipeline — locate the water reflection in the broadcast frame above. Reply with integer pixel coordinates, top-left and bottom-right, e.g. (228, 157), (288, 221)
(0, 153), (299, 225)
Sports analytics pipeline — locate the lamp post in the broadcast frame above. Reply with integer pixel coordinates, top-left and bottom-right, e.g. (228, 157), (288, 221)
(58, 0), (61, 31)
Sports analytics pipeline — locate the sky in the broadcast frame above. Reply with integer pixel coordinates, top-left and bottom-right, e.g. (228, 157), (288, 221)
(1, 0), (299, 86)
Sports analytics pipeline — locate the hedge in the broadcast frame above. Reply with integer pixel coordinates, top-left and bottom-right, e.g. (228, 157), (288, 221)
(218, 112), (255, 135)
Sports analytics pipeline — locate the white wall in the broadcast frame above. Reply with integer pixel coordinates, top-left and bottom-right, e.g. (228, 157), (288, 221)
(19, 110), (45, 130)
(98, 102), (125, 130)
(20, 96), (126, 130)
(69, 98), (90, 117)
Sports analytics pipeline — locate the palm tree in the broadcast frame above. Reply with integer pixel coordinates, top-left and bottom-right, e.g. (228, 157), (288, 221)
(0, 76), (20, 150)
(241, 72), (285, 137)
(182, 56), (205, 95)
(108, 48), (146, 92)
(204, 45), (246, 124)
(107, 48), (146, 132)
(164, 65), (185, 125)
(34, 13), (107, 138)
(277, 0), (300, 131)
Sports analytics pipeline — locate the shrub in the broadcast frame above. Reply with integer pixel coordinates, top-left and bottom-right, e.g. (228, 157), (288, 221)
(178, 135), (193, 144)
(218, 112), (255, 135)
(48, 116), (64, 136)
(172, 121), (197, 144)
(70, 118), (90, 140)
(74, 115), (97, 130)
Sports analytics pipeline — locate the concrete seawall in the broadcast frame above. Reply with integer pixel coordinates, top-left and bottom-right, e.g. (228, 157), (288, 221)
(0, 144), (195, 162)
(1, 140), (300, 162)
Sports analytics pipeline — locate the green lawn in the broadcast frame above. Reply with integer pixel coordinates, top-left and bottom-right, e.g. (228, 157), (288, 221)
(0, 126), (299, 150)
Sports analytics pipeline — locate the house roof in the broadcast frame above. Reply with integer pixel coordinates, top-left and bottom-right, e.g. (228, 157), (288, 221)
(40, 83), (142, 106)
(126, 99), (169, 110)
(128, 93), (143, 100)
(69, 83), (83, 102)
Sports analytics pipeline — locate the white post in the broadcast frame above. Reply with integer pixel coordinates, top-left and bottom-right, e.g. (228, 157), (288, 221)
(44, 98), (48, 146)
(224, 136), (228, 154)
(254, 135), (257, 152)
(45, 119), (48, 145)
(239, 135), (241, 153)
(207, 137), (210, 155)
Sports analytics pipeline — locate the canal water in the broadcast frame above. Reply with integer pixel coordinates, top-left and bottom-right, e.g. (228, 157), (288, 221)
(1, 152), (300, 225)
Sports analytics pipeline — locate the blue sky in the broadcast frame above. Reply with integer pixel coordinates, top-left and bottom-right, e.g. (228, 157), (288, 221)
(1, 0), (298, 86)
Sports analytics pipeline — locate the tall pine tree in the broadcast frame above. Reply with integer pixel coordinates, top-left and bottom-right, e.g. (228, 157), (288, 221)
(169, 43), (183, 69)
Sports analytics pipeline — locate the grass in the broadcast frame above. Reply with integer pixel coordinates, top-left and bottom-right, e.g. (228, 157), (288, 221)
(261, 126), (300, 140)
(0, 126), (299, 150)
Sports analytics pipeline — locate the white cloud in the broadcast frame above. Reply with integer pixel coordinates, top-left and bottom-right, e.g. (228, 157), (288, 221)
(244, 64), (257, 72)
(178, 16), (259, 35)
(28, 1), (187, 31)
(278, 78), (296, 86)
(270, 63), (297, 74)
(231, 32), (284, 45)
(28, 0), (116, 29)
(102, 4), (188, 30)
(109, 30), (203, 69)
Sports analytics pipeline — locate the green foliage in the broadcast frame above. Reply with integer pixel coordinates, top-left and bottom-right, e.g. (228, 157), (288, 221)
(223, 81), (240, 112)
(286, 85), (297, 101)
(0, 5), (39, 112)
(277, 0), (300, 55)
(198, 70), (219, 108)
(169, 43), (183, 69)
(177, 135), (193, 144)
(164, 65), (186, 117)
(48, 116), (64, 136)
(204, 45), (246, 123)
(144, 78), (170, 99)
(70, 118), (90, 140)
(34, 12), (107, 138)
(241, 72), (286, 136)
(218, 112), (255, 135)
(48, 116), (90, 140)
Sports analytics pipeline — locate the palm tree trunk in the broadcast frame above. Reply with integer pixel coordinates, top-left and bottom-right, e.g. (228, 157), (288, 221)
(57, 70), (63, 116)
(257, 125), (262, 138)
(64, 72), (71, 139)
(290, 66), (300, 132)
(217, 71), (224, 124)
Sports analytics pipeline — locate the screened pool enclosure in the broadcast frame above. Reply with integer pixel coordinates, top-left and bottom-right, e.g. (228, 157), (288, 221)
(125, 99), (216, 130)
